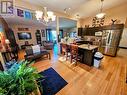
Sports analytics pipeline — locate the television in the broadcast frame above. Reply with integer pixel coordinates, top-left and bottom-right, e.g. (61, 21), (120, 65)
(18, 32), (32, 40)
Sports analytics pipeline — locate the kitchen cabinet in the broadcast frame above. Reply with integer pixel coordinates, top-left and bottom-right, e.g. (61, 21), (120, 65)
(78, 24), (123, 37)
(60, 43), (98, 66)
(78, 28), (83, 36)
(78, 27), (98, 36)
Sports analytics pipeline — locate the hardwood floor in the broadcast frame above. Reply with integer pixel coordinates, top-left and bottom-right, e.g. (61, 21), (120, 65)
(18, 46), (127, 95)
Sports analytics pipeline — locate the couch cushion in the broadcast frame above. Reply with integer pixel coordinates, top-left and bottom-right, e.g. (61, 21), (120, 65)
(25, 47), (33, 55)
(32, 45), (41, 54)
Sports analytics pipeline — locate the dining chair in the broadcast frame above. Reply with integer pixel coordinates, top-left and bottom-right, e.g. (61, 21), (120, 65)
(70, 44), (83, 65)
(70, 44), (78, 64)
(61, 43), (70, 60)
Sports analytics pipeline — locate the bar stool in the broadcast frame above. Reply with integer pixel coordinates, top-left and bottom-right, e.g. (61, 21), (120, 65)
(70, 44), (83, 65)
(61, 43), (70, 60)
(70, 44), (78, 64)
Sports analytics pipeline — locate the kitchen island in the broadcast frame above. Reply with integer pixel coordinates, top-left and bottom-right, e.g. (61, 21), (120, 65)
(78, 44), (98, 66)
(60, 43), (98, 66)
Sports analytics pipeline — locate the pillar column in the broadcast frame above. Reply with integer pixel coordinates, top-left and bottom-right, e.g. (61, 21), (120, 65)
(56, 16), (59, 40)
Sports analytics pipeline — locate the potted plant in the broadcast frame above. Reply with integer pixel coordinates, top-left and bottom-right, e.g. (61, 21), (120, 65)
(0, 61), (42, 95)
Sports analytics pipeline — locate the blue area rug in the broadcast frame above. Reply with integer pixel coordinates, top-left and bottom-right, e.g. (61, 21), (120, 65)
(38, 67), (68, 95)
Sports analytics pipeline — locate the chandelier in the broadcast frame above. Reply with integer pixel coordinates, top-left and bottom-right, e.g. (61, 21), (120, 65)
(96, 0), (105, 19)
(35, 7), (56, 23)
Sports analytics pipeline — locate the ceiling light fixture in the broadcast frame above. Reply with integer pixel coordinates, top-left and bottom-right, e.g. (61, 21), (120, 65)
(75, 14), (80, 19)
(64, 8), (71, 13)
(96, 0), (105, 19)
(35, 7), (56, 23)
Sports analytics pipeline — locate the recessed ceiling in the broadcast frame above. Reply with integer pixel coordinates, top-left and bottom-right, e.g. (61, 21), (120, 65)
(23, 0), (127, 18)
(4, 16), (46, 27)
(59, 17), (77, 28)
(4, 16), (76, 29)
(23, 0), (88, 13)
(47, 17), (77, 28)
(4, 0), (127, 28)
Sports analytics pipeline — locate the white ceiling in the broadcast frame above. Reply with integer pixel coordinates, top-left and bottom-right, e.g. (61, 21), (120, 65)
(4, 0), (127, 28)
(23, 0), (127, 18)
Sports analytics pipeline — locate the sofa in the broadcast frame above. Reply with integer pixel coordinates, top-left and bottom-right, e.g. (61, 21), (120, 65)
(42, 41), (54, 50)
(24, 45), (51, 61)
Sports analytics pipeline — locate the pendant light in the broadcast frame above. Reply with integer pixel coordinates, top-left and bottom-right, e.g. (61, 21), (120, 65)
(96, 0), (105, 19)
(35, 7), (56, 23)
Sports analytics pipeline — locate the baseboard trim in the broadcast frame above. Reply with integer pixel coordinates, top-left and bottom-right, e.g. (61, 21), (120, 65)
(119, 46), (127, 49)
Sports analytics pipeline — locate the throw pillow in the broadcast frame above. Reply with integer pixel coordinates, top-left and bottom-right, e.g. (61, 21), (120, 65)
(32, 45), (41, 54)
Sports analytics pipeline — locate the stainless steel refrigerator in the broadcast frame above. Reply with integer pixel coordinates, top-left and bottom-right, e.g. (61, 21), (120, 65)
(100, 29), (122, 56)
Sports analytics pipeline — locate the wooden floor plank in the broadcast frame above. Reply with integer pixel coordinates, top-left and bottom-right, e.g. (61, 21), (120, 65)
(18, 47), (127, 95)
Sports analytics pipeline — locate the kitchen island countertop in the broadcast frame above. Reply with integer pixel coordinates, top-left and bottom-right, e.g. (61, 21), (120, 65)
(78, 44), (98, 51)
(60, 43), (98, 66)
(60, 42), (98, 51)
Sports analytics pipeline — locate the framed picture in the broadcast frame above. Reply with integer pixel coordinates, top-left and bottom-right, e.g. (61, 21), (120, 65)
(18, 28), (29, 31)
(92, 17), (105, 27)
(17, 9), (24, 17)
(24, 11), (32, 20)
(41, 30), (45, 37)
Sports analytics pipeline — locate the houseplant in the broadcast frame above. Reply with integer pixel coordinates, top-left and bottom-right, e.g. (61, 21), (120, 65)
(0, 60), (42, 95)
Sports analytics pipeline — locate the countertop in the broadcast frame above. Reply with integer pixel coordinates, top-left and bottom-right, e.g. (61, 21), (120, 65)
(60, 42), (98, 51)
(78, 44), (98, 50)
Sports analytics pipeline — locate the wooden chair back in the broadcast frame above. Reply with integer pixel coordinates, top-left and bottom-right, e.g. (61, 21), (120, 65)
(70, 44), (78, 55)
(61, 43), (67, 53)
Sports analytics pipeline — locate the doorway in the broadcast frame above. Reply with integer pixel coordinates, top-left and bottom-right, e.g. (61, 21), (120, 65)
(46, 29), (57, 44)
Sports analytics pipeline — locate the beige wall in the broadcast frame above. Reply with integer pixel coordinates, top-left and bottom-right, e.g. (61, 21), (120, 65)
(78, 3), (127, 47)
(10, 25), (46, 48)
(120, 28), (127, 47)
(8, 1), (47, 48)
(12, 0), (73, 46)
(15, 0), (71, 19)
(78, 3), (127, 27)
(15, 0), (42, 11)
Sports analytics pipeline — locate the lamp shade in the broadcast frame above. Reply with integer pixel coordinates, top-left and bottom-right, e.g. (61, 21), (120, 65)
(47, 11), (54, 17)
(5, 39), (10, 44)
(51, 15), (56, 21)
(35, 7), (56, 22)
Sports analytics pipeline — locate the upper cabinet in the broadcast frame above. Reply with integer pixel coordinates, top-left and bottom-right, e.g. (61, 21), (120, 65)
(78, 28), (83, 36)
(78, 24), (124, 37)
(78, 27), (98, 36)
